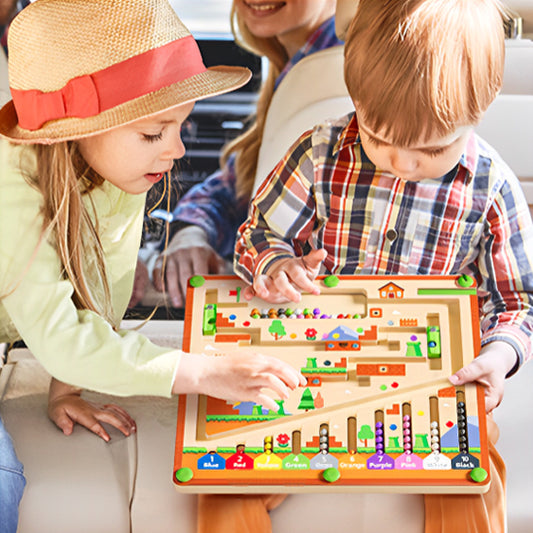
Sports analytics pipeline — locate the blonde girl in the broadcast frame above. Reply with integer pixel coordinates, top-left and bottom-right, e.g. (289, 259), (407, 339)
(0, 2), (304, 532)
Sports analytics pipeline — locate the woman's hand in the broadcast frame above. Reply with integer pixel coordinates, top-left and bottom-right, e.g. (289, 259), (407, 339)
(128, 257), (150, 308)
(153, 225), (228, 308)
(48, 379), (136, 442)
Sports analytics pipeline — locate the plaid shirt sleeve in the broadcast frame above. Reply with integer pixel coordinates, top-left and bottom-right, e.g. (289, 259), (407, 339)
(171, 156), (248, 259)
(234, 132), (318, 283)
(476, 168), (533, 370)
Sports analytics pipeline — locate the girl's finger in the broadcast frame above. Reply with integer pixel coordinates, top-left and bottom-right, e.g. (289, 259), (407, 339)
(253, 392), (282, 413)
(73, 411), (111, 442)
(93, 412), (132, 437)
(102, 404), (137, 431)
(254, 372), (291, 401)
(52, 411), (75, 436)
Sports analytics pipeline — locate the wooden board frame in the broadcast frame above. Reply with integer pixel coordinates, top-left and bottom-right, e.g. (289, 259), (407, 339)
(173, 275), (489, 494)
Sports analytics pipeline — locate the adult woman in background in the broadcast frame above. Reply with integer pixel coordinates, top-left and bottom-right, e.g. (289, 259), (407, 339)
(151, 0), (340, 307)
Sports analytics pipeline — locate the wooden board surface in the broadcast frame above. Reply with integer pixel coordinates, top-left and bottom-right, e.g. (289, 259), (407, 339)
(173, 275), (489, 493)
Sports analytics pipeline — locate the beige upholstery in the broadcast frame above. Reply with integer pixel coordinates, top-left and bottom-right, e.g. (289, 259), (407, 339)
(0, 355), (133, 533)
(1, 321), (426, 533)
(1, 320), (532, 533)
(253, 32), (533, 209)
(333, 0), (533, 39)
(1, 3), (532, 532)
(252, 45), (354, 196)
(476, 38), (533, 209)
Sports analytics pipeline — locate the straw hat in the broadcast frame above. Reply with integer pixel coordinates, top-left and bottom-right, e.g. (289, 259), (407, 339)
(0, 0), (252, 144)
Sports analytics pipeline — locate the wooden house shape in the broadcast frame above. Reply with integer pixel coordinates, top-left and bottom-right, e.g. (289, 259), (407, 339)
(379, 282), (404, 299)
(325, 325), (361, 351)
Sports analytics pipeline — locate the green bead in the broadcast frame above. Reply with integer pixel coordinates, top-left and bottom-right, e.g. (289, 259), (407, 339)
(322, 467), (341, 483)
(189, 275), (205, 288)
(175, 467), (194, 483)
(323, 275), (339, 288)
(457, 274), (474, 288)
(470, 467), (488, 483)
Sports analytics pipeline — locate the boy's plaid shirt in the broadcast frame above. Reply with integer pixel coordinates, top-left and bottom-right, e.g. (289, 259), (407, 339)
(235, 113), (533, 370)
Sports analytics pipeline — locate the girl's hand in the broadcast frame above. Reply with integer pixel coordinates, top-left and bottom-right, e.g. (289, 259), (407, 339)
(173, 352), (307, 413)
(48, 379), (136, 442)
(244, 248), (327, 303)
(153, 225), (228, 308)
(449, 341), (518, 413)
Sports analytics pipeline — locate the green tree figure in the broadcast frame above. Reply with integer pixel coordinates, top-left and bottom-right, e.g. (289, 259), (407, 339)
(269, 319), (286, 340)
(406, 341), (423, 357)
(414, 433), (430, 452)
(297, 388), (315, 411)
(252, 405), (263, 416)
(358, 424), (375, 448)
(276, 400), (286, 415)
(388, 436), (400, 450)
(306, 357), (318, 369)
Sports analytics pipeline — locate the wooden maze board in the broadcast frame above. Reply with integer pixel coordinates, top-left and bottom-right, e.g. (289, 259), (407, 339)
(173, 274), (490, 494)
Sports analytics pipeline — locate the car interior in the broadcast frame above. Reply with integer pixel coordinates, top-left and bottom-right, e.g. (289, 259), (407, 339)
(1, 1), (532, 532)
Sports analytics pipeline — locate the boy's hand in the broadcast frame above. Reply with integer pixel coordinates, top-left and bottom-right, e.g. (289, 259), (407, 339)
(244, 248), (327, 303)
(449, 341), (518, 413)
(173, 352), (307, 413)
(48, 379), (136, 442)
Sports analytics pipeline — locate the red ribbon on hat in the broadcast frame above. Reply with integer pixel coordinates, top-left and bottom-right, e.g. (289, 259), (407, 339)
(11, 35), (207, 131)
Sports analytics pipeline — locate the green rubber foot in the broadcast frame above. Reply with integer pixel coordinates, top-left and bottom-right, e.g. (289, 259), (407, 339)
(457, 274), (475, 288)
(189, 275), (205, 288)
(175, 467), (194, 483)
(470, 467), (488, 483)
(323, 275), (339, 288)
(322, 467), (341, 483)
